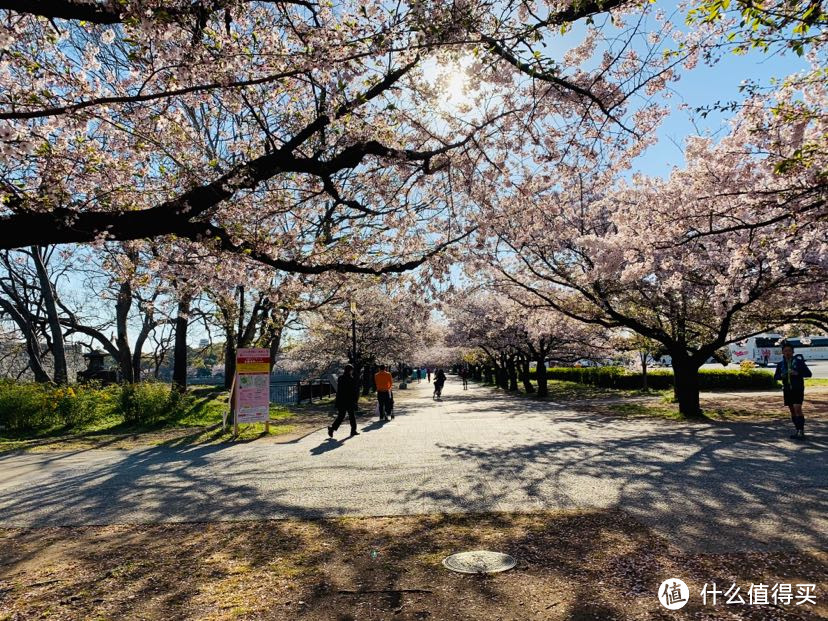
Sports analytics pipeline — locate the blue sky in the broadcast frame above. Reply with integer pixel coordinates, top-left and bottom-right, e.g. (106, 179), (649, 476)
(633, 47), (807, 177)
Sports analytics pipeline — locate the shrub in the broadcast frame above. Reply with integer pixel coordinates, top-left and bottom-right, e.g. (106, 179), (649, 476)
(0, 381), (118, 432)
(118, 383), (192, 426)
(0, 380), (197, 434)
(0, 380), (55, 432)
(739, 359), (757, 370)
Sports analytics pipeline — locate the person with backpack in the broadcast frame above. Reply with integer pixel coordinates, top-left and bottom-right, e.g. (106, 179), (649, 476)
(774, 342), (813, 439)
(329, 364), (359, 438)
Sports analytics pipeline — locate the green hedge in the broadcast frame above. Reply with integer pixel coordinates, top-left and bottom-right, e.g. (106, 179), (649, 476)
(0, 381), (194, 434)
(529, 367), (777, 390)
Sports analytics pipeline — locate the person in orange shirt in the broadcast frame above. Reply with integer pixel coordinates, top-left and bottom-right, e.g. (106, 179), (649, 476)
(374, 364), (394, 421)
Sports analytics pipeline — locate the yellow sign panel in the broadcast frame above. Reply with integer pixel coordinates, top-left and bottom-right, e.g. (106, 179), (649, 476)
(238, 362), (270, 373)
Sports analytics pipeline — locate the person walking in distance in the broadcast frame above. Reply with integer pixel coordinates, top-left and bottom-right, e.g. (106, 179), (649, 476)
(375, 364), (394, 421)
(329, 364), (359, 438)
(774, 342), (812, 439)
(433, 367), (446, 400)
(460, 366), (469, 390)
(427, 367), (431, 383)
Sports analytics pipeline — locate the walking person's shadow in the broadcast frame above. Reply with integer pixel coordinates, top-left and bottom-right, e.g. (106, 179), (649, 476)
(310, 436), (349, 455)
(360, 419), (388, 434)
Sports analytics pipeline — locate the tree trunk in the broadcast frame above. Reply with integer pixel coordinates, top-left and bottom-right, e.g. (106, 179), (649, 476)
(0, 298), (51, 382)
(535, 359), (548, 398)
(495, 364), (508, 389)
(361, 365), (372, 396)
(672, 357), (702, 417)
(268, 334), (280, 375)
(519, 358), (534, 393)
(31, 247), (67, 383)
(223, 328), (236, 390)
(115, 281), (134, 383)
(132, 321), (154, 383)
(640, 351), (648, 392)
(172, 295), (191, 392)
(506, 357), (519, 391)
(265, 309), (287, 375)
(26, 342), (51, 382)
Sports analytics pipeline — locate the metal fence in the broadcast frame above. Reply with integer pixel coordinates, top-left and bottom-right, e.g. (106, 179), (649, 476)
(298, 378), (334, 403)
(188, 377), (225, 386)
(269, 380), (299, 404)
(183, 376), (332, 404)
(270, 379), (334, 404)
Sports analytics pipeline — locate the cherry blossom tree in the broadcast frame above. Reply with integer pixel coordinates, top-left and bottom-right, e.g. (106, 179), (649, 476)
(284, 281), (431, 387)
(0, 0), (691, 286)
(410, 320), (467, 371)
(445, 290), (609, 396)
(477, 77), (827, 415)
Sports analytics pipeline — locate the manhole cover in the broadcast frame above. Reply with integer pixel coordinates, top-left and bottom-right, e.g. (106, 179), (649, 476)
(442, 551), (516, 574)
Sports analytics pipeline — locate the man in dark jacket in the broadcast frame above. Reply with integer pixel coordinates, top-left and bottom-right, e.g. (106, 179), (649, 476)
(774, 343), (813, 439)
(329, 364), (359, 438)
(433, 368), (446, 400)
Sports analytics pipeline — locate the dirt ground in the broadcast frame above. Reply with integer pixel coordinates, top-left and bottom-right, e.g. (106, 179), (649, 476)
(588, 387), (828, 422)
(0, 510), (825, 621)
(699, 388), (828, 420)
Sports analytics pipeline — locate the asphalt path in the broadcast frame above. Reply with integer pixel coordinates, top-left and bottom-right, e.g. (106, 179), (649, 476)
(0, 379), (824, 552)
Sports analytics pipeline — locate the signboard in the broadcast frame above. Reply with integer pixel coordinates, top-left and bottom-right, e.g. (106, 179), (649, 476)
(235, 348), (270, 425)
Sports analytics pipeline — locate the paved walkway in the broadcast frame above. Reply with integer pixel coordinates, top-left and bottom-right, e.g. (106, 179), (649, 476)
(0, 379), (825, 552)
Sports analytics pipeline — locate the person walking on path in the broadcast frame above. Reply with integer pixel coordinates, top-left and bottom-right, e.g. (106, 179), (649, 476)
(329, 364), (359, 438)
(375, 364), (394, 421)
(427, 368), (431, 383)
(774, 342), (812, 439)
(416, 368), (422, 383)
(433, 368), (446, 400)
(459, 367), (469, 390)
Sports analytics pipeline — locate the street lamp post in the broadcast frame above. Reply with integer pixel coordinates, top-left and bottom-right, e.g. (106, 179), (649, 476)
(350, 300), (358, 366)
(349, 300), (364, 413)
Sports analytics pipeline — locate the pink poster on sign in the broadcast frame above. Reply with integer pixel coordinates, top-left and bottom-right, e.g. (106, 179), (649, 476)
(236, 348), (270, 424)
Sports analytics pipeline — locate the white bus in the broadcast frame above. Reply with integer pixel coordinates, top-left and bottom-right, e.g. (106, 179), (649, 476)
(729, 335), (828, 366)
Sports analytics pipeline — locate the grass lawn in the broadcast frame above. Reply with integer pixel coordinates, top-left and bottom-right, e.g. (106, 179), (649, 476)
(482, 379), (645, 401)
(1, 510), (824, 621)
(0, 386), (348, 453)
